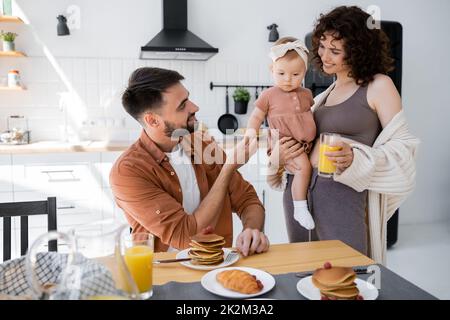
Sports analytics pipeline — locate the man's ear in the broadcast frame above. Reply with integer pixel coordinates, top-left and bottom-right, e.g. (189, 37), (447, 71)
(142, 112), (160, 128)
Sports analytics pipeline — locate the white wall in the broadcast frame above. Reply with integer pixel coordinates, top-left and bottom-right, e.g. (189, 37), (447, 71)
(1, 0), (449, 225)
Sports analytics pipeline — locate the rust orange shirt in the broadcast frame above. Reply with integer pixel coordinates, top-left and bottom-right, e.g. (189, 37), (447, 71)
(109, 130), (264, 252)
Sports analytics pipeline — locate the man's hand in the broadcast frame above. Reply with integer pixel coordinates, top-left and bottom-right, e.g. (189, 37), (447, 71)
(225, 136), (258, 169)
(236, 228), (269, 256)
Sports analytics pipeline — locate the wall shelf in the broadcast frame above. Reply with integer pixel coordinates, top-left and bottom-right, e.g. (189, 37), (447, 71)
(0, 51), (27, 57)
(1, 17), (27, 92)
(0, 16), (24, 23)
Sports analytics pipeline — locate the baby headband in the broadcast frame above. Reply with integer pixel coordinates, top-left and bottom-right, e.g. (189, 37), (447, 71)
(269, 40), (309, 70)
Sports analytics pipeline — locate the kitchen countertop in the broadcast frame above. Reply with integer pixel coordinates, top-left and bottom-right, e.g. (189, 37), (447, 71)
(0, 137), (268, 154)
(0, 140), (132, 154)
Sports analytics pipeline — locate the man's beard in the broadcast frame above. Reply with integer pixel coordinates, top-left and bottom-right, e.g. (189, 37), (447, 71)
(163, 115), (196, 139)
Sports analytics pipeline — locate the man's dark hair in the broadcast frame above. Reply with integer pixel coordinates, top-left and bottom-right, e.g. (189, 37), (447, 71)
(122, 67), (184, 122)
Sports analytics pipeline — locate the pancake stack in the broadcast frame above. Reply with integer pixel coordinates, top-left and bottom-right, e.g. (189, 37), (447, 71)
(188, 233), (225, 265)
(312, 262), (361, 300)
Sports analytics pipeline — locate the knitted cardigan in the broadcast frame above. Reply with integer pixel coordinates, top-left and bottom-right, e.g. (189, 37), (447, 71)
(266, 84), (420, 264)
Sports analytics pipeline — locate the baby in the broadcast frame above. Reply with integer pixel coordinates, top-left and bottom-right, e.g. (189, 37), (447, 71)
(245, 36), (316, 231)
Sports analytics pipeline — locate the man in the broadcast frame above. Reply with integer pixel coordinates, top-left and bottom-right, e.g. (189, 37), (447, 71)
(110, 67), (269, 256)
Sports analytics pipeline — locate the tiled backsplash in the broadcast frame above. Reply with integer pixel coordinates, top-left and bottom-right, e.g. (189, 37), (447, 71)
(0, 57), (272, 142)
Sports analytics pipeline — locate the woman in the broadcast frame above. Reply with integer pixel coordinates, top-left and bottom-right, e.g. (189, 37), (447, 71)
(267, 6), (419, 264)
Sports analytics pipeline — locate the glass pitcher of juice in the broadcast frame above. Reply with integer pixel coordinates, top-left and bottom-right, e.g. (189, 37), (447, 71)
(318, 133), (342, 178)
(25, 221), (142, 300)
(68, 220), (141, 300)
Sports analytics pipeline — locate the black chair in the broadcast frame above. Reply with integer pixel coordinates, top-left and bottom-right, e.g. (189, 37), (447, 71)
(0, 197), (57, 262)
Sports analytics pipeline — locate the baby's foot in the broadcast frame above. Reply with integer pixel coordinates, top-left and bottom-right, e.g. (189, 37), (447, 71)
(293, 201), (315, 230)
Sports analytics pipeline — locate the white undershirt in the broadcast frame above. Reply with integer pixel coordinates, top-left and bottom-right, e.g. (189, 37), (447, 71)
(165, 144), (201, 252)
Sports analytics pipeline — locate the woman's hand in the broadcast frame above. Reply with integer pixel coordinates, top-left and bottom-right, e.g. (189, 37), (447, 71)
(269, 137), (304, 169)
(324, 141), (354, 174)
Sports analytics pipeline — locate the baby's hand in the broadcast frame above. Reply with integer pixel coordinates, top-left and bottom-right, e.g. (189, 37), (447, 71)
(244, 128), (258, 139)
(225, 135), (258, 169)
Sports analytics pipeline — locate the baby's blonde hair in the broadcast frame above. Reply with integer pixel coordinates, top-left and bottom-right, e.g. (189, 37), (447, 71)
(273, 36), (302, 61)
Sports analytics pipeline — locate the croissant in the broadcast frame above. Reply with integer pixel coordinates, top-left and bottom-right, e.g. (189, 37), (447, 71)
(216, 270), (264, 294)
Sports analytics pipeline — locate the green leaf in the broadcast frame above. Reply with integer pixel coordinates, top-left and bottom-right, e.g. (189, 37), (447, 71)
(232, 87), (250, 102)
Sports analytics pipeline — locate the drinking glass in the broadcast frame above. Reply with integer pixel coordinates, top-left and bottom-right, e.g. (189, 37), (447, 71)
(118, 229), (154, 299)
(318, 133), (342, 178)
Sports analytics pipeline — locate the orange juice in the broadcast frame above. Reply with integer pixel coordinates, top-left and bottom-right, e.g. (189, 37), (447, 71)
(318, 143), (342, 176)
(124, 245), (153, 293)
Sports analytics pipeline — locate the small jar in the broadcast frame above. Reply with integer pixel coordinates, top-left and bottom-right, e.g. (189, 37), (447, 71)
(7, 115), (29, 144)
(7, 70), (21, 87)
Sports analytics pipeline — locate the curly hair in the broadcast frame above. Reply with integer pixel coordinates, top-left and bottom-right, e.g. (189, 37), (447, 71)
(311, 6), (394, 86)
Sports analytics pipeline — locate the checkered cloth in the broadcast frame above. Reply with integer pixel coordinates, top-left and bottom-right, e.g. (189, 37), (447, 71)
(0, 252), (120, 300)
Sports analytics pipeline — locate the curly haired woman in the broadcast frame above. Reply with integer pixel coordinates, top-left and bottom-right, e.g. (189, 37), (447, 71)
(267, 6), (419, 264)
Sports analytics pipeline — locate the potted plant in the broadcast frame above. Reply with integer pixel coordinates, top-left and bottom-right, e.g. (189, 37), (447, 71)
(232, 87), (250, 114)
(0, 30), (18, 52)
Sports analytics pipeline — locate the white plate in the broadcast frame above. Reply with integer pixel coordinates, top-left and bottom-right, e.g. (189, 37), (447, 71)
(296, 276), (379, 300)
(176, 248), (239, 270)
(201, 267), (276, 299)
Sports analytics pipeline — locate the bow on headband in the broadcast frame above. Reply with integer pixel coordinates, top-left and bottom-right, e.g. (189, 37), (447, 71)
(269, 40), (309, 70)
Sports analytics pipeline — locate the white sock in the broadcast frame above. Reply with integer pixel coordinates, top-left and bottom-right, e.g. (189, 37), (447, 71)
(293, 200), (315, 230)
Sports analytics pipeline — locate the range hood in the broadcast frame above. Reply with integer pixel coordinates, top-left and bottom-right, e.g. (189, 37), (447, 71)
(140, 0), (218, 61)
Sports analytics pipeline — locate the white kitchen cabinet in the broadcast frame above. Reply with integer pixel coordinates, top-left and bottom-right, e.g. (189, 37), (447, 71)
(231, 184), (287, 246)
(4, 153), (104, 259)
(96, 152), (126, 222)
(0, 155), (12, 192)
(9, 190), (103, 260)
(260, 184), (288, 244)
(0, 192), (14, 228)
(11, 153), (101, 196)
(12, 224), (75, 259)
(96, 152), (123, 189)
(237, 148), (267, 185)
(10, 153), (104, 223)
(101, 188), (127, 223)
(232, 148), (287, 246)
(13, 191), (103, 228)
(0, 192), (16, 260)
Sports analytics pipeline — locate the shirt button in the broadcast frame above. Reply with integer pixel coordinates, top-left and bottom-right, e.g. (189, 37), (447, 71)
(178, 188), (182, 192)
(164, 157), (168, 161)
(170, 171), (175, 176)
(293, 96), (297, 100)
(155, 210), (161, 214)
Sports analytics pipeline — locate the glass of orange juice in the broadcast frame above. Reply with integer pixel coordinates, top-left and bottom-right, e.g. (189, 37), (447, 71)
(120, 231), (154, 299)
(318, 133), (342, 178)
